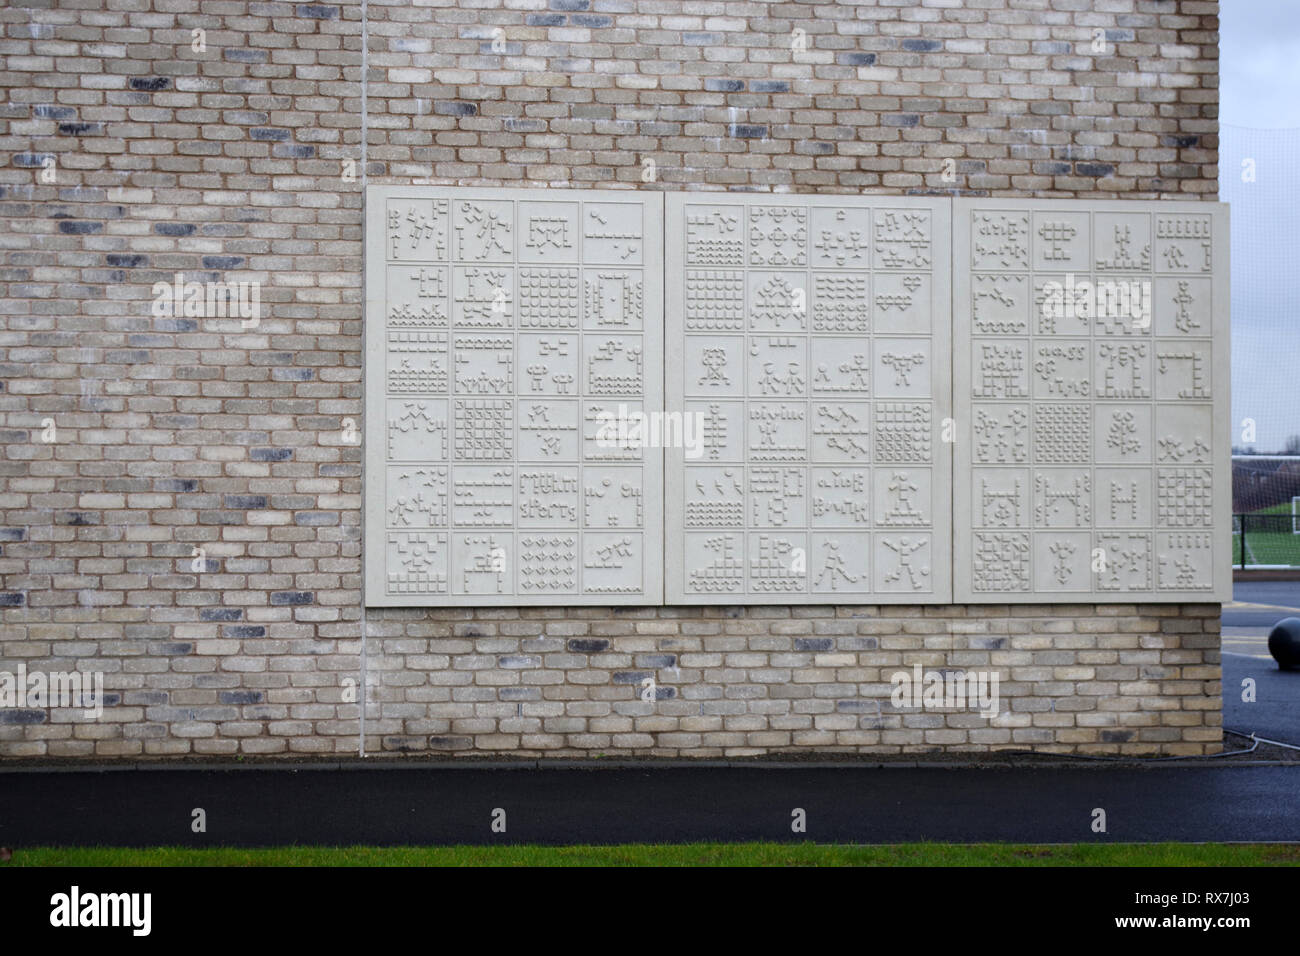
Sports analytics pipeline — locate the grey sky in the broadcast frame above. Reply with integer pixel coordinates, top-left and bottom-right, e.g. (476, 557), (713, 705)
(1222, 0), (1300, 128)
(1221, 1), (1300, 452)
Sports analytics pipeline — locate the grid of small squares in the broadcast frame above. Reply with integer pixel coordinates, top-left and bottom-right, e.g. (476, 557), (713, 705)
(967, 208), (1216, 595)
(382, 196), (649, 598)
(680, 202), (937, 598)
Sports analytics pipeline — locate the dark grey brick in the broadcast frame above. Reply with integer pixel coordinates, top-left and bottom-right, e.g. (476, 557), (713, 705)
(434, 101), (477, 116)
(1076, 162), (1114, 177)
(129, 77), (170, 92)
(0, 710), (45, 725)
(271, 591), (313, 606)
(223, 495), (267, 509)
(12, 152), (53, 169)
(58, 221), (101, 234)
(526, 13), (565, 26)
(567, 638), (609, 653)
(220, 690), (264, 705)
(251, 448), (292, 461)
(901, 38), (942, 52)
(153, 643), (194, 655)
(795, 638), (834, 652)
(728, 124), (767, 139)
(200, 607), (242, 622)
(838, 52), (877, 66)
(1034, 161), (1073, 175)
(0, 592), (25, 606)
(297, 4), (339, 18)
(705, 78), (744, 92)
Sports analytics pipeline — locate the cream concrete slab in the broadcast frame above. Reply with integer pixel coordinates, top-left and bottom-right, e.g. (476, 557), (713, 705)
(952, 198), (1231, 603)
(364, 186), (664, 606)
(664, 194), (953, 604)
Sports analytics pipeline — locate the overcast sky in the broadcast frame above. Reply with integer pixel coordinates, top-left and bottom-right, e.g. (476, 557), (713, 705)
(1221, 1), (1300, 451)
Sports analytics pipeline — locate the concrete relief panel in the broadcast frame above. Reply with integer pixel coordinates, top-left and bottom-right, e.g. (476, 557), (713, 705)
(954, 199), (1230, 603)
(368, 190), (1227, 608)
(665, 195), (954, 603)
(365, 187), (664, 606)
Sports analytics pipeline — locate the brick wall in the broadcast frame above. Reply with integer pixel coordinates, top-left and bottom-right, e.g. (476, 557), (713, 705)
(0, 0), (1221, 759)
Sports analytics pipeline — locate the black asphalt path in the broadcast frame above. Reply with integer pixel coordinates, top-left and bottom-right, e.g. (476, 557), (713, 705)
(1, 763), (1298, 846)
(1223, 652), (1300, 744)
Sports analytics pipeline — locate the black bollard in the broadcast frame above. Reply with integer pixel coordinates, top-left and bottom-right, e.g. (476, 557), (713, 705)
(1267, 617), (1300, 671)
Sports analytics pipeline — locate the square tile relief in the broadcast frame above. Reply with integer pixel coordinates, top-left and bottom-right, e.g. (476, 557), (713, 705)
(365, 186), (664, 606)
(953, 198), (1230, 603)
(665, 195), (954, 604)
